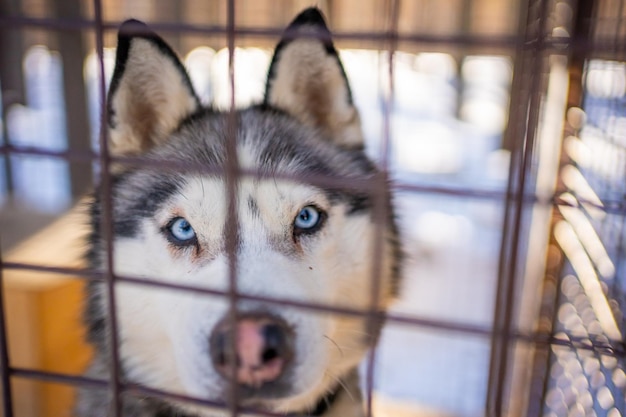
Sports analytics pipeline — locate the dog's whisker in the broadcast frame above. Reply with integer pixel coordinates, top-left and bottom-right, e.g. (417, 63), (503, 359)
(323, 334), (344, 358)
(324, 370), (357, 403)
(335, 328), (373, 337)
(329, 345), (363, 352)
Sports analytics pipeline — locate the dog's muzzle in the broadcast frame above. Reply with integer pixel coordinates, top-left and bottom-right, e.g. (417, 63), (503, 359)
(209, 313), (293, 388)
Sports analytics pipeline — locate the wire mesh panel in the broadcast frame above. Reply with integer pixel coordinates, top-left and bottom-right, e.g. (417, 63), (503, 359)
(0, 1), (624, 417)
(539, 1), (626, 414)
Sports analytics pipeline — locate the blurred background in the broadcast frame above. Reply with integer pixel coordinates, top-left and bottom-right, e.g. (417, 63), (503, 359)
(0, 0), (625, 416)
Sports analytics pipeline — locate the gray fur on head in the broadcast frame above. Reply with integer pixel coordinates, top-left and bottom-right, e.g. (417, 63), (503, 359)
(77, 8), (401, 417)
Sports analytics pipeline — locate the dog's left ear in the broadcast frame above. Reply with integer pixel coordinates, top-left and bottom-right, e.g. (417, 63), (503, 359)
(264, 8), (364, 148)
(107, 19), (200, 157)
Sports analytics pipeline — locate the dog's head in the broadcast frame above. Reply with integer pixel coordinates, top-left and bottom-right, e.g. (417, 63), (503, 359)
(86, 8), (400, 415)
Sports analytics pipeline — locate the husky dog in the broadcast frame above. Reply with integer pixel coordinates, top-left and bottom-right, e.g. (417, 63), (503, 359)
(76, 8), (401, 417)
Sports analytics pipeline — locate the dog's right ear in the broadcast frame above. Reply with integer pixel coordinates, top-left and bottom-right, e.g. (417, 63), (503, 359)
(106, 20), (200, 157)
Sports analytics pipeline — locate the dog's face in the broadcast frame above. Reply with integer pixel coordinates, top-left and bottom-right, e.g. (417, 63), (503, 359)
(86, 8), (400, 415)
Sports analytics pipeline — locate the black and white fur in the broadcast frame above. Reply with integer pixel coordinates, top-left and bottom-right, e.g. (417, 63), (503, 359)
(76, 8), (401, 417)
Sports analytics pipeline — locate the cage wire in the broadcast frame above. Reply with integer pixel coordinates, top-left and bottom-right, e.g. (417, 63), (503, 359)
(0, 0), (625, 417)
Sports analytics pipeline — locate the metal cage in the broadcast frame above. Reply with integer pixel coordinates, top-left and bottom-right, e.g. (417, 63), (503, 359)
(0, 0), (624, 416)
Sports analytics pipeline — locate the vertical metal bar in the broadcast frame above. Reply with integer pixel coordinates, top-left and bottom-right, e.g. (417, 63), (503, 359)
(0, 0), (25, 196)
(225, 0), (240, 416)
(486, 0), (551, 415)
(486, 0), (532, 411)
(93, 0), (122, 415)
(0, 250), (14, 417)
(456, 0), (472, 120)
(527, 1), (599, 416)
(0, 102), (14, 199)
(0, 3), (40, 414)
(51, 0), (93, 198)
(608, 0), (626, 325)
(364, 1), (400, 416)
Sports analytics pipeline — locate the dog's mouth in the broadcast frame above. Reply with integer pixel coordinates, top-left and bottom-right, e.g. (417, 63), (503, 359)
(224, 377), (296, 403)
(213, 378), (337, 417)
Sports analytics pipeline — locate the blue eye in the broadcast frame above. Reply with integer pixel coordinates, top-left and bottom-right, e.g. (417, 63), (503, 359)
(294, 206), (324, 234)
(166, 217), (196, 245)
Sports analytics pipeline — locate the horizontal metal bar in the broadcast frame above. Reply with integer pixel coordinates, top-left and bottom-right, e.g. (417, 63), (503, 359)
(9, 367), (312, 417)
(1, 14), (625, 58)
(2, 261), (624, 356)
(2, 145), (624, 213)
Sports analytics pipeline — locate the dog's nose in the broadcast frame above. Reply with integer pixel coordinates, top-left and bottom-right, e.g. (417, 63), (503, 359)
(210, 315), (292, 387)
